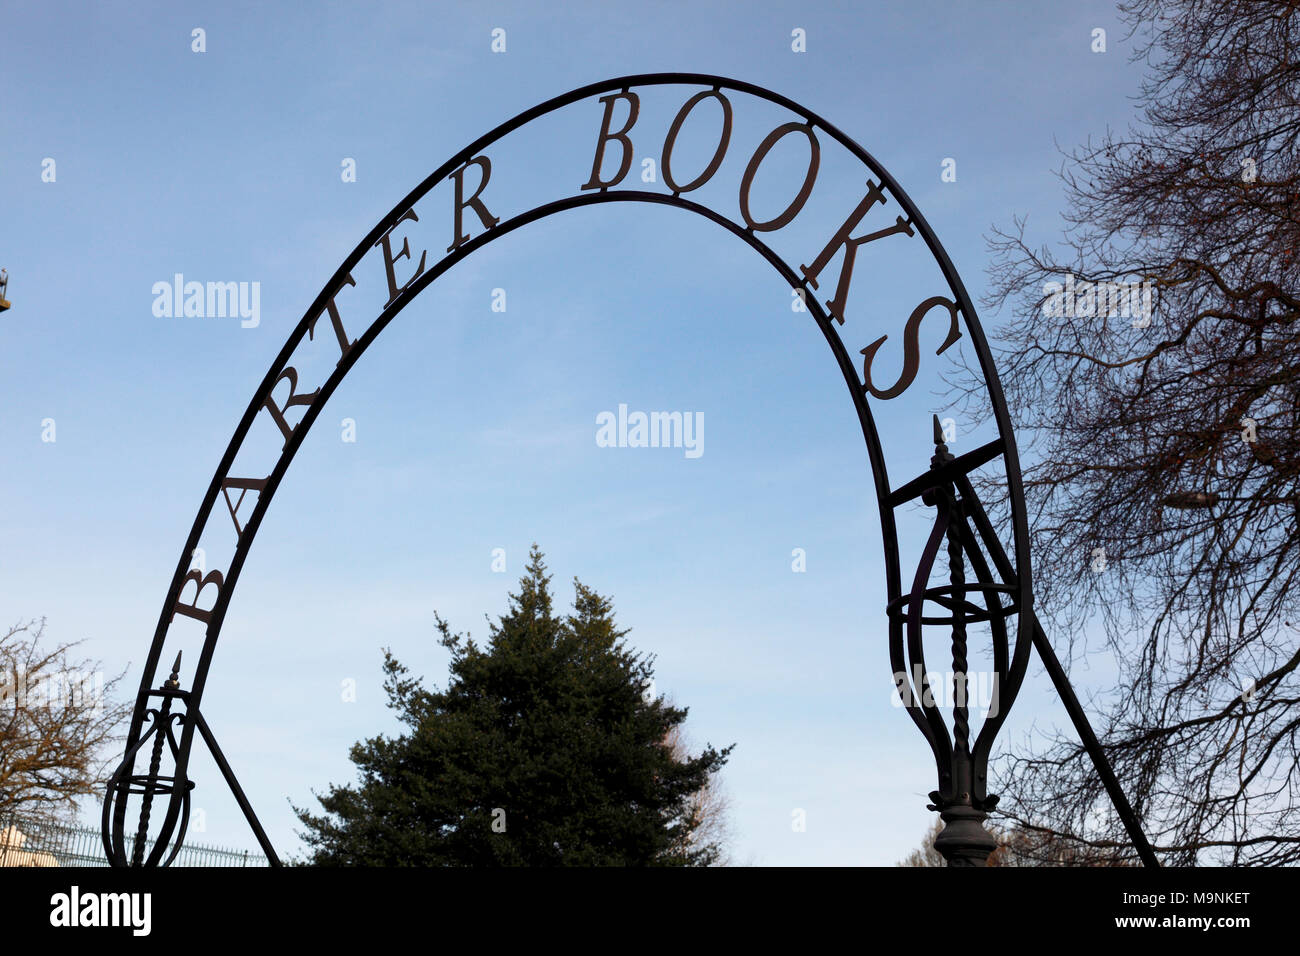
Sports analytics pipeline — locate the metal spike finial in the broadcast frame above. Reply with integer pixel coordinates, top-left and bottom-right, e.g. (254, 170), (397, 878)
(933, 413), (944, 446)
(164, 651), (183, 690)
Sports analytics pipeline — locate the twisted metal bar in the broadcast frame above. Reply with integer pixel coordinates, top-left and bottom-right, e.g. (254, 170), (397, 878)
(947, 495), (970, 756)
(130, 653), (181, 866)
(130, 704), (169, 866)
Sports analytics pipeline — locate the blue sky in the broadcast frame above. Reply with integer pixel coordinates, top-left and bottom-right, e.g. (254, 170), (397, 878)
(1, 1), (1147, 865)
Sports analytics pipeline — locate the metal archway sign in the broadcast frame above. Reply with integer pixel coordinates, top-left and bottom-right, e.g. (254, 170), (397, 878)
(103, 73), (1157, 868)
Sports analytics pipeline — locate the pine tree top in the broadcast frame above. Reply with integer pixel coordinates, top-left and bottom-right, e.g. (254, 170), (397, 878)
(294, 545), (733, 866)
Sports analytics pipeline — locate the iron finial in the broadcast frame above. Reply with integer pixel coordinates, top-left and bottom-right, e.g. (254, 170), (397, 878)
(164, 651), (183, 690)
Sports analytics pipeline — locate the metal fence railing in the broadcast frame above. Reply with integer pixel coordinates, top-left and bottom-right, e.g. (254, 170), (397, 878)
(0, 814), (270, 867)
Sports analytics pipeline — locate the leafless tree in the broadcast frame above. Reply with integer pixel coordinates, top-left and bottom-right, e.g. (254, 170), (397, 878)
(898, 820), (1138, 866)
(661, 708), (735, 865)
(897, 820), (950, 867)
(954, 0), (1300, 864)
(0, 619), (130, 832)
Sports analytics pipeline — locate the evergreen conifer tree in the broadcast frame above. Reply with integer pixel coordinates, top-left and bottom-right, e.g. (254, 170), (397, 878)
(294, 546), (732, 865)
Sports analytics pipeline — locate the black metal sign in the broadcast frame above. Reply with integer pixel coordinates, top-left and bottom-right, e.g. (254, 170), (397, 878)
(103, 73), (1157, 867)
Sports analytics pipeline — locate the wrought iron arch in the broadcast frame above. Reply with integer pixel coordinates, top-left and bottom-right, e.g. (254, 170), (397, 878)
(103, 73), (1157, 868)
